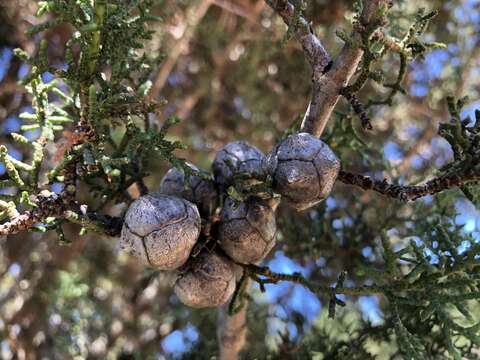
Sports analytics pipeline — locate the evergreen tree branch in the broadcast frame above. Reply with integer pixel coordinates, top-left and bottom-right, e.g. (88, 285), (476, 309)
(0, 192), (64, 236)
(0, 191), (122, 237)
(266, 0), (391, 137)
(337, 169), (480, 201)
(242, 263), (385, 296)
(264, 0), (331, 75)
(241, 256), (480, 297)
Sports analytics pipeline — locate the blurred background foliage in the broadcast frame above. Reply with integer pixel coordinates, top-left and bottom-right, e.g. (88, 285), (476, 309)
(0, 0), (479, 358)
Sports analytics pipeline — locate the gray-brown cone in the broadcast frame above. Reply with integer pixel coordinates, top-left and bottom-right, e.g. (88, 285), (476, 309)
(212, 141), (265, 190)
(174, 251), (236, 308)
(218, 196), (276, 264)
(120, 194), (201, 270)
(159, 163), (219, 217)
(263, 132), (340, 211)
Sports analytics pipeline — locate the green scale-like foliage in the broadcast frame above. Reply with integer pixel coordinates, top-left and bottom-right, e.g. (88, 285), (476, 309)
(0, 0), (194, 237)
(1, 0), (480, 359)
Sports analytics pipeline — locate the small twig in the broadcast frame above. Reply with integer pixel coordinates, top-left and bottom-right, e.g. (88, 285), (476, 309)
(64, 206), (123, 236)
(241, 263), (385, 296)
(341, 92), (373, 130)
(0, 192), (64, 236)
(328, 271), (347, 319)
(239, 259), (480, 301)
(367, 53), (407, 108)
(0, 191), (123, 237)
(338, 169), (480, 202)
(264, 0), (330, 73)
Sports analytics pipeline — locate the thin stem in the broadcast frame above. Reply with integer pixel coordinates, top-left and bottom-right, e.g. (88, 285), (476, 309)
(338, 169), (480, 201)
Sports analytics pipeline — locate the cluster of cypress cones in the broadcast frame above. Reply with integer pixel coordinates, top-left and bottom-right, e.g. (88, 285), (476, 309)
(120, 132), (340, 308)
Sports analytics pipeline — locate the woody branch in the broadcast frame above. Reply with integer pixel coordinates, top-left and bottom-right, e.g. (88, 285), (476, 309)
(265, 0), (391, 137)
(338, 168), (480, 201)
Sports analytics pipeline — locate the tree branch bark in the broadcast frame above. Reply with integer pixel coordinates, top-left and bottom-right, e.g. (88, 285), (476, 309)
(266, 0), (390, 137)
(337, 169), (480, 202)
(0, 192), (122, 237)
(217, 297), (248, 360)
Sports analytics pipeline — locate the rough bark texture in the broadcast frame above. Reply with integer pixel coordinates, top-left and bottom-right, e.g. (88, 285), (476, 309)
(265, 0), (389, 137)
(338, 169), (480, 201)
